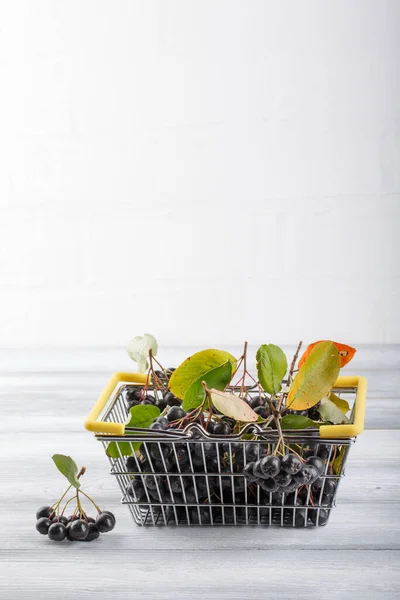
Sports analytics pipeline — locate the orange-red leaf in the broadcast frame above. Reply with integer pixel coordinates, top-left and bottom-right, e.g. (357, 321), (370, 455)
(298, 341), (356, 369)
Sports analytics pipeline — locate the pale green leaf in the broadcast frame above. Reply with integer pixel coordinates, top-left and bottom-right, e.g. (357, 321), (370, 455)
(210, 389), (258, 422)
(317, 396), (351, 424)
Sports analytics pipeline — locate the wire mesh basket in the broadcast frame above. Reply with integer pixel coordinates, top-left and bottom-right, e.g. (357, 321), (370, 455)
(85, 373), (367, 528)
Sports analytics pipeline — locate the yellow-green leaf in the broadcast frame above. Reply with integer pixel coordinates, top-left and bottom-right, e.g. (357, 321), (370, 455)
(182, 361), (232, 412)
(286, 341), (340, 410)
(329, 392), (350, 414)
(169, 349), (236, 399)
(210, 389), (258, 422)
(256, 344), (288, 395)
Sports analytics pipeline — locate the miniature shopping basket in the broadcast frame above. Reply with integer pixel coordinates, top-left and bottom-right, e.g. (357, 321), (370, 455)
(84, 373), (367, 528)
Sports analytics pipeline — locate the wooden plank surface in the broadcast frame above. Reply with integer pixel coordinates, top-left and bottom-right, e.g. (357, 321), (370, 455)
(1, 345), (399, 600)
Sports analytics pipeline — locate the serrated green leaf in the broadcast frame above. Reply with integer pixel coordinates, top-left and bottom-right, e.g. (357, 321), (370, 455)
(317, 396), (351, 424)
(106, 404), (160, 458)
(52, 454), (81, 488)
(256, 344), (288, 395)
(286, 341), (340, 410)
(169, 349), (237, 399)
(183, 361), (232, 412)
(329, 392), (350, 414)
(210, 389), (258, 422)
(281, 414), (322, 429)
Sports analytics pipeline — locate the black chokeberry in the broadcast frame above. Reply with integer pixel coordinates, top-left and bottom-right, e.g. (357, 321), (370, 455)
(155, 399), (167, 412)
(306, 455), (325, 476)
(167, 406), (186, 422)
(36, 517), (52, 535)
(48, 522), (67, 541)
(253, 460), (265, 479)
(101, 511), (116, 526)
(212, 421), (232, 435)
(69, 519), (89, 540)
(51, 514), (68, 526)
(293, 465), (313, 484)
(254, 406), (268, 419)
(310, 508), (330, 526)
(259, 455), (281, 478)
(36, 506), (53, 520)
(281, 454), (303, 475)
(307, 464), (320, 483)
(156, 416), (169, 429)
(149, 422), (164, 431)
(126, 387), (143, 400)
(163, 392), (181, 407)
(242, 462), (258, 482)
(260, 478), (279, 493)
(247, 395), (265, 409)
(317, 444), (331, 460)
(142, 395), (156, 405)
(275, 472), (292, 487)
(83, 523), (100, 541)
(96, 512), (115, 533)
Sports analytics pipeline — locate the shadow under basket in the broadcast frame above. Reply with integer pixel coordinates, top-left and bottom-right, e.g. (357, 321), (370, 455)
(84, 373), (367, 528)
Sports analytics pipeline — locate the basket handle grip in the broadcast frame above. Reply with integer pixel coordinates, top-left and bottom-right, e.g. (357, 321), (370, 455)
(319, 375), (367, 438)
(84, 372), (148, 435)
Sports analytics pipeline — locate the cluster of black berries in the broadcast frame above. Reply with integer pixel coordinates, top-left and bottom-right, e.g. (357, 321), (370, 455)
(243, 453), (325, 492)
(35, 506), (116, 542)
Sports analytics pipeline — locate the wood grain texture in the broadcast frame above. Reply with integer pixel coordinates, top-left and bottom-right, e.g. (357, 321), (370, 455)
(0, 346), (399, 600)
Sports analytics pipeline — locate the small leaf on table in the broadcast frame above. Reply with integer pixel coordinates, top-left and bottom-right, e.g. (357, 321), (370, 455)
(210, 389), (258, 422)
(182, 361), (232, 412)
(52, 454), (81, 488)
(256, 344), (288, 395)
(106, 404), (160, 458)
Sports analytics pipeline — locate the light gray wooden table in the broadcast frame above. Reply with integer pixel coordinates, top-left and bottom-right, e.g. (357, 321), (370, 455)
(1, 345), (399, 600)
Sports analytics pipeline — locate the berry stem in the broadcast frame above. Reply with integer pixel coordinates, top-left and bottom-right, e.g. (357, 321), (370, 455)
(60, 495), (77, 516)
(78, 489), (102, 513)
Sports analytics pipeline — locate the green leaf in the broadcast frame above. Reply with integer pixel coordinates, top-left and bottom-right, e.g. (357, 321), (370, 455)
(329, 392), (350, 414)
(286, 341), (340, 410)
(183, 361), (232, 412)
(256, 344), (288, 395)
(210, 388), (258, 422)
(52, 454), (81, 489)
(281, 414), (322, 429)
(106, 404), (160, 458)
(169, 349), (237, 399)
(317, 396), (351, 424)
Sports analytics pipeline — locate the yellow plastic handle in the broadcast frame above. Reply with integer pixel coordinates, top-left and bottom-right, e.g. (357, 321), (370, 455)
(84, 372), (148, 435)
(85, 373), (367, 439)
(319, 375), (367, 438)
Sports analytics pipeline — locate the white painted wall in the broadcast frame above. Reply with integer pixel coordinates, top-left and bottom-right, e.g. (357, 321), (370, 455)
(0, 0), (399, 348)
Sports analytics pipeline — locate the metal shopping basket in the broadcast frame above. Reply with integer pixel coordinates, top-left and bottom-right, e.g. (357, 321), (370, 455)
(84, 373), (367, 527)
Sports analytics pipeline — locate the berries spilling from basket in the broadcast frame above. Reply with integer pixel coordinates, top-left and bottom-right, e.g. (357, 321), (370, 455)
(35, 455), (116, 542)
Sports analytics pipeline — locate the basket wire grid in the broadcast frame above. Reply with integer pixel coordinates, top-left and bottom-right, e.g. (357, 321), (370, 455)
(96, 383), (356, 528)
